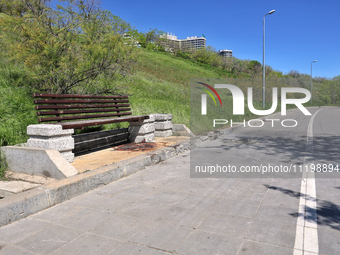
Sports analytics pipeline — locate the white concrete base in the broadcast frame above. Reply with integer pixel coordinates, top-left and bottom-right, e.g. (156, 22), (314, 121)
(0, 146), (78, 180)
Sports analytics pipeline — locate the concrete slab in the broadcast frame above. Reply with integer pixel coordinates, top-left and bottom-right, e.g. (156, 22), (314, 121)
(5, 171), (57, 185)
(197, 212), (253, 238)
(176, 230), (243, 255)
(110, 242), (167, 255)
(15, 224), (84, 254)
(89, 214), (150, 241)
(50, 233), (121, 255)
(0, 181), (40, 194)
(238, 240), (294, 255)
(212, 199), (261, 218)
(128, 220), (193, 253)
(246, 218), (297, 248)
(120, 201), (171, 220)
(318, 228), (340, 255)
(155, 206), (210, 229)
(56, 207), (115, 232)
(0, 218), (51, 244)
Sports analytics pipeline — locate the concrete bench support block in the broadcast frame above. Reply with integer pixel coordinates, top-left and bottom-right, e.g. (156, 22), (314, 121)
(27, 124), (74, 162)
(128, 115), (155, 143)
(153, 113), (173, 137)
(0, 146), (78, 180)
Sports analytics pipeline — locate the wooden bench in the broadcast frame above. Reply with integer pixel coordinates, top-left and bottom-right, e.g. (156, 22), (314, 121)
(32, 93), (151, 155)
(32, 93), (149, 129)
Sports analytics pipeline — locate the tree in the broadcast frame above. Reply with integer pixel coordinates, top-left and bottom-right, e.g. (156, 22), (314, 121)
(247, 60), (261, 77)
(0, 0), (137, 94)
(317, 77), (340, 105)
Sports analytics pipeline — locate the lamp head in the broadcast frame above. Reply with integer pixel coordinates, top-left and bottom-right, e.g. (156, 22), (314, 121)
(268, 10), (275, 14)
(312, 60), (317, 63)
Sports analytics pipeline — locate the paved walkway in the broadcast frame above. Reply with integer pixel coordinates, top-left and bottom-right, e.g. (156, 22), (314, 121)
(1, 107), (339, 254)
(0, 151), (303, 255)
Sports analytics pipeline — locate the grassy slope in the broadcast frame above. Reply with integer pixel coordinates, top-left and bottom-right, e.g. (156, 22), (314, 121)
(0, 48), (255, 148)
(127, 48), (233, 128)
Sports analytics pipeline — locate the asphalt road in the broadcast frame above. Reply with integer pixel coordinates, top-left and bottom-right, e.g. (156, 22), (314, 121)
(0, 106), (339, 255)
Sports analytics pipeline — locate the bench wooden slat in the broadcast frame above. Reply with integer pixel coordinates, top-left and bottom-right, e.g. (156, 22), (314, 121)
(34, 99), (129, 104)
(58, 115), (149, 129)
(32, 93), (147, 130)
(37, 108), (131, 116)
(38, 112), (132, 122)
(35, 104), (130, 110)
(33, 93), (128, 99)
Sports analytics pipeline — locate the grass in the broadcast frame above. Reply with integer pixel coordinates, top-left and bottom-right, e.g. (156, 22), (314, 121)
(0, 150), (8, 180)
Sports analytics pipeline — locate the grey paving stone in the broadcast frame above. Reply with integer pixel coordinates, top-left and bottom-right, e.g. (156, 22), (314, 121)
(0, 239), (7, 247)
(224, 187), (266, 202)
(128, 221), (193, 253)
(56, 207), (114, 231)
(213, 199), (261, 218)
(261, 188), (300, 209)
(62, 191), (110, 208)
(155, 206), (209, 228)
(316, 187), (340, 204)
(270, 178), (302, 191)
(90, 214), (150, 241)
(316, 198), (340, 232)
(160, 179), (204, 194)
(318, 228), (340, 255)
(238, 240), (294, 255)
(176, 230), (243, 255)
(175, 194), (222, 211)
(50, 233), (121, 255)
(113, 185), (158, 200)
(197, 212), (253, 238)
(193, 181), (233, 198)
(255, 204), (298, 224)
(109, 242), (167, 255)
(15, 224), (84, 255)
(0, 245), (36, 255)
(91, 196), (136, 214)
(141, 190), (188, 205)
(233, 180), (270, 192)
(94, 182), (133, 197)
(246, 219), (296, 248)
(120, 201), (171, 220)
(0, 218), (51, 243)
(28, 203), (83, 224)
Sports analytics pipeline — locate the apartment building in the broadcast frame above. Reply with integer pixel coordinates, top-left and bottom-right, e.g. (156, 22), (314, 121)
(161, 33), (206, 51)
(218, 49), (233, 58)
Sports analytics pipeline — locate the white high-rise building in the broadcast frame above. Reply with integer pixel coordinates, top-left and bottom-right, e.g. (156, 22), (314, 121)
(161, 33), (206, 51)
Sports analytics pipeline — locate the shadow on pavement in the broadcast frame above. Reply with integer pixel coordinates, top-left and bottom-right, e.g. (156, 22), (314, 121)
(264, 184), (340, 231)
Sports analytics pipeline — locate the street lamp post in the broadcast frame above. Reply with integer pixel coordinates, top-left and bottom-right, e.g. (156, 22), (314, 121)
(311, 60), (317, 105)
(263, 9), (275, 109)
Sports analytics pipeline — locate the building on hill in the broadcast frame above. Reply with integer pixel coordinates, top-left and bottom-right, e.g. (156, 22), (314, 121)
(218, 49), (233, 58)
(160, 33), (206, 51)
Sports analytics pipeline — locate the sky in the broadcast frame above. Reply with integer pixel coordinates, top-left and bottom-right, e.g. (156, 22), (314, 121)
(101, 0), (340, 78)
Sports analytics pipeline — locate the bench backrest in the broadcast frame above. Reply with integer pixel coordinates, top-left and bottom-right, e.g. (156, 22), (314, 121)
(33, 93), (132, 127)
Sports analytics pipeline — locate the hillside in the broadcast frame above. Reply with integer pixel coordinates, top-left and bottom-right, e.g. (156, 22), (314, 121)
(0, 48), (234, 147)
